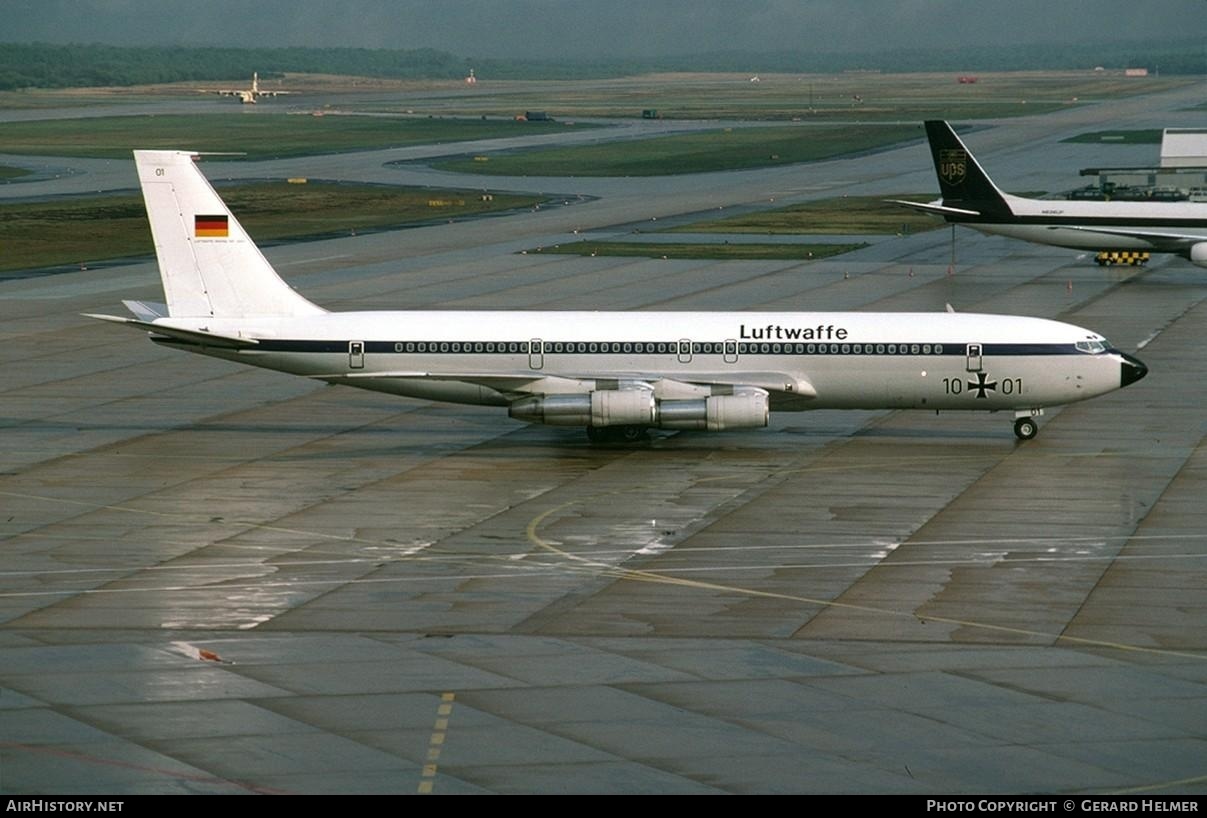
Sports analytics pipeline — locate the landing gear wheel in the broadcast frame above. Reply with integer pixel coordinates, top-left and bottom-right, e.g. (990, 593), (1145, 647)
(615, 425), (647, 443)
(1013, 417), (1038, 440)
(585, 425), (648, 445)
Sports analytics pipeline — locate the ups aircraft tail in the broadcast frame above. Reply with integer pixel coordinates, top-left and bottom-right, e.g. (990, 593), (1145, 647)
(892, 121), (1018, 222)
(132, 150), (324, 319)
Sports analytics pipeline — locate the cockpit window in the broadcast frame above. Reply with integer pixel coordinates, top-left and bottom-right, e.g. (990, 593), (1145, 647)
(1075, 340), (1108, 354)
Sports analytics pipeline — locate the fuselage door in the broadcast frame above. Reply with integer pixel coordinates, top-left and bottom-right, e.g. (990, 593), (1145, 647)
(966, 343), (983, 372)
(529, 338), (544, 370)
(678, 338), (692, 364)
(723, 339), (738, 364)
(349, 340), (365, 370)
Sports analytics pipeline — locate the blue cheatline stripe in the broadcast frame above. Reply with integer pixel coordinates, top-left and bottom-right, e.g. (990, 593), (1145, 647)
(176, 338), (1087, 357)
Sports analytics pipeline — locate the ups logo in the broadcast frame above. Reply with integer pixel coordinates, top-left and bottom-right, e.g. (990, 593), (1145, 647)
(939, 149), (967, 186)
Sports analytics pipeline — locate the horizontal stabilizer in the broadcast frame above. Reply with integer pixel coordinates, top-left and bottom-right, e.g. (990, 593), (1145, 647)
(82, 313), (259, 349)
(122, 300), (168, 321)
(888, 199), (981, 218)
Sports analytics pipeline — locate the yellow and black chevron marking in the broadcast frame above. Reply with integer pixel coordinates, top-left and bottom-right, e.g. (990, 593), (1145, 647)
(1095, 250), (1150, 266)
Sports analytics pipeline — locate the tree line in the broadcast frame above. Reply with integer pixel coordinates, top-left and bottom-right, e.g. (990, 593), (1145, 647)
(1, 40), (1202, 92)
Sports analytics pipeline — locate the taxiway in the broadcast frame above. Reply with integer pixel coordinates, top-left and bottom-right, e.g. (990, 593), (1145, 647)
(2, 81), (1206, 794)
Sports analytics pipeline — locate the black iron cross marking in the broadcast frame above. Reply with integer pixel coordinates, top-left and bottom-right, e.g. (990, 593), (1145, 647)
(967, 372), (998, 399)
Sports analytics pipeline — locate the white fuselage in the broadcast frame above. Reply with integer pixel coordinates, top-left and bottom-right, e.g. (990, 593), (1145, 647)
(153, 309), (1132, 414)
(969, 194), (1207, 252)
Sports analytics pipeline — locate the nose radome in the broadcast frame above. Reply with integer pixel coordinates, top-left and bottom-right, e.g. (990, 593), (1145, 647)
(1120, 352), (1148, 387)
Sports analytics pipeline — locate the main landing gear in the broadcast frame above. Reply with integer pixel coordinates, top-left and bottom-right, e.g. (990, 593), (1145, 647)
(586, 425), (648, 444)
(1012, 410), (1043, 441)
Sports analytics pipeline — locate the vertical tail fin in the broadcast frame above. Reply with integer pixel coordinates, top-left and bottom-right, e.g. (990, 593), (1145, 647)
(923, 121), (1015, 219)
(134, 150), (324, 318)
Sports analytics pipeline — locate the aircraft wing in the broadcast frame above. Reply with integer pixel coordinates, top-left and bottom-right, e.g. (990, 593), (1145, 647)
(318, 371), (586, 393)
(1054, 224), (1205, 246)
(887, 199), (981, 219)
(322, 369), (817, 399)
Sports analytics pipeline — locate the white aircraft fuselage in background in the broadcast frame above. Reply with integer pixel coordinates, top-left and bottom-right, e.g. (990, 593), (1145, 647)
(896, 120), (1207, 266)
(87, 150), (1147, 442)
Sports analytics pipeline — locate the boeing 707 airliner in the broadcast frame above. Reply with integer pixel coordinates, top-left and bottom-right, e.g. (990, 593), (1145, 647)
(87, 151), (1147, 442)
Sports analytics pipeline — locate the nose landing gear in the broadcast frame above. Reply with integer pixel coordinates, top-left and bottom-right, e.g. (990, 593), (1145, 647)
(1013, 416), (1038, 440)
(1012, 409), (1043, 440)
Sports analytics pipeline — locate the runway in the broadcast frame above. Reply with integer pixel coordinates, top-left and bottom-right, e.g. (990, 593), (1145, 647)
(2, 81), (1207, 794)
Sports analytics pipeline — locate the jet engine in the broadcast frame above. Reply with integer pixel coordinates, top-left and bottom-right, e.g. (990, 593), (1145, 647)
(1190, 242), (1207, 268)
(509, 389), (656, 427)
(657, 393), (769, 431)
(509, 389), (768, 431)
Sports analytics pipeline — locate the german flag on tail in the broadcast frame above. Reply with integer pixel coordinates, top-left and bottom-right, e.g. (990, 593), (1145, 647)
(195, 214), (229, 238)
